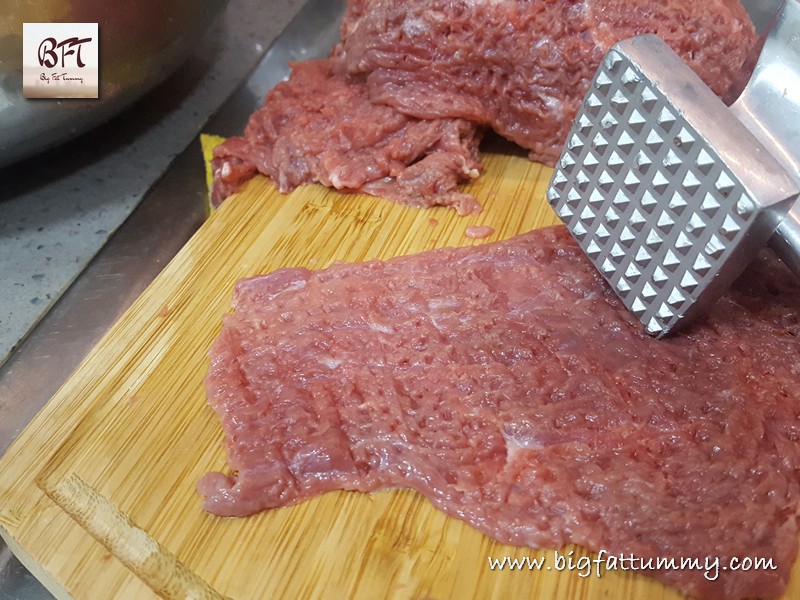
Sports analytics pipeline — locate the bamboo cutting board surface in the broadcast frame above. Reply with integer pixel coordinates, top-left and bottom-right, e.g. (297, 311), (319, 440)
(1, 139), (798, 599)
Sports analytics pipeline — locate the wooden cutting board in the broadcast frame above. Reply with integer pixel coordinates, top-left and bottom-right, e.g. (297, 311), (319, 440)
(1, 139), (798, 599)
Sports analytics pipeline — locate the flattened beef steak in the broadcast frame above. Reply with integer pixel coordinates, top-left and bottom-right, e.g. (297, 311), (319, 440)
(339, 0), (756, 165)
(211, 0), (756, 210)
(199, 226), (800, 600)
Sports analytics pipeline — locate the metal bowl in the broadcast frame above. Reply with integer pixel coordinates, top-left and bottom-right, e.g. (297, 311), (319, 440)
(0, 0), (227, 169)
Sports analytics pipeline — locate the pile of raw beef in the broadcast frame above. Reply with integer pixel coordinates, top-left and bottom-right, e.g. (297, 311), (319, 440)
(211, 0), (756, 213)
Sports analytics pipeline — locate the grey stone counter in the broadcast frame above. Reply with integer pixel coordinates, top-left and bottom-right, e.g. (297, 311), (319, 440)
(0, 0), (306, 365)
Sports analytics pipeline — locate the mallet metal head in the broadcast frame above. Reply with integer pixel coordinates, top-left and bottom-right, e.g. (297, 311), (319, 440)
(547, 13), (800, 338)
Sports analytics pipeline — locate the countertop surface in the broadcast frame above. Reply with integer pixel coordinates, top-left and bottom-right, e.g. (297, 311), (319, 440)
(0, 0), (307, 366)
(0, 0), (308, 597)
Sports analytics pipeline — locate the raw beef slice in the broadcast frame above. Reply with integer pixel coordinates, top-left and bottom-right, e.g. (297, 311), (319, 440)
(338, 0), (757, 165)
(199, 226), (800, 600)
(211, 59), (483, 214)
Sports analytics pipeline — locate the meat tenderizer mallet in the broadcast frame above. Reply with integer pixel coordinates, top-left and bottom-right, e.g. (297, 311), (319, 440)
(546, 0), (800, 337)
